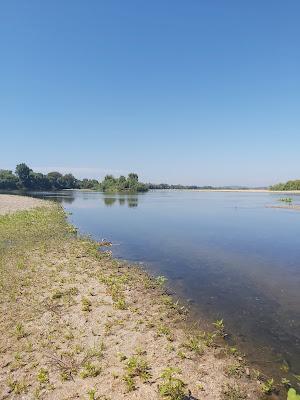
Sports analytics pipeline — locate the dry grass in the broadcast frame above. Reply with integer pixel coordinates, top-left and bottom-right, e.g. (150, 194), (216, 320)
(0, 201), (263, 399)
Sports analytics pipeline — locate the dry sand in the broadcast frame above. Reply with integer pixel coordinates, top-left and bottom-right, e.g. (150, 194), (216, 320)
(0, 194), (48, 215)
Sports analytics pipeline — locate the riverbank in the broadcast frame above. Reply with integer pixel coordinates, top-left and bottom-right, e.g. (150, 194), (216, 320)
(0, 195), (282, 399)
(266, 204), (300, 211)
(0, 194), (48, 215)
(194, 189), (300, 194)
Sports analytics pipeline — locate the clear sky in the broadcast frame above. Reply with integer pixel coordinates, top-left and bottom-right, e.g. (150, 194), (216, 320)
(0, 1), (299, 186)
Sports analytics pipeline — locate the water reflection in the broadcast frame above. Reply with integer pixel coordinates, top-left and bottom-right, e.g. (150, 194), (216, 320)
(103, 195), (138, 208)
(103, 197), (117, 206)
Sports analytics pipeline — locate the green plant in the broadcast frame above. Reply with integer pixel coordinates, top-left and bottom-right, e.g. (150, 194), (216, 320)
(15, 323), (27, 339)
(87, 389), (97, 400)
(37, 368), (49, 384)
(7, 377), (28, 394)
(261, 378), (275, 394)
(123, 374), (136, 392)
(156, 276), (167, 286)
(222, 383), (247, 400)
(225, 362), (243, 378)
(114, 296), (127, 310)
(183, 334), (205, 355)
(125, 355), (151, 381)
(288, 388), (300, 400)
(279, 197), (293, 203)
(81, 297), (92, 312)
(213, 319), (225, 336)
(80, 362), (101, 378)
(159, 367), (186, 400)
(281, 378), (291, 388)
(157, 324), (174, 341)
(86, 341), (105, 359)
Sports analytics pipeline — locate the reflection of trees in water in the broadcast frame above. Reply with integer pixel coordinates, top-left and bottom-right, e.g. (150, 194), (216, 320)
(15, 191), (77, 205)
(103, 196), (138, 208)
(60, 196), (76, 204)
(127, 197), (138, 207)
(104, 197), (117, 206)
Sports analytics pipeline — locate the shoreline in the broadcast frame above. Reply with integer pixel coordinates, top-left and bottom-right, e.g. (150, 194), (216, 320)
(0, 195), (288, 399)
(266, 204), (300, 211)
(193, 189), (300, 194)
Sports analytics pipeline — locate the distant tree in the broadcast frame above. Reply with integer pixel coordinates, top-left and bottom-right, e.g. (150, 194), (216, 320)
(117, 175), (128, 190)
(128, 173), (138, 181)
(60, 173), (79, 189)
(15, 163), (32, 188)
(30, 172), (51, 190)
(47, 172), (63, 189)
(0, 170), (18, 189)
(270, 180), (300, 191)
(80, 178), (99, 189)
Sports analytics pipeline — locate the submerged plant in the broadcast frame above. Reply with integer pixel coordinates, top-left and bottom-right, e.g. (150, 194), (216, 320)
(279, 197), (293, 203)
(156, 275), (168, 286)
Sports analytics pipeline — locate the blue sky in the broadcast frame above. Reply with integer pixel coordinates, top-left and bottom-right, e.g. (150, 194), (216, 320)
(0, 1), (299, 186)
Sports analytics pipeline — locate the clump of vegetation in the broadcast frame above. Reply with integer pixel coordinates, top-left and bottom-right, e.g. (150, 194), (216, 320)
(99, 272), (128, 309)
(261, 378), (275, 394)
(15, 323), (27, 340)
(123, 374), (136, 392)
(99, 173), (148, 193)
(80, 362), (101, 378)
(183, 334), (205, 355)
(281, 377), (291, 388)
(157, 324), (174, 341)
(213, 319), (226, 336)
(156, 275), (168, 286)
(125, 355), (151, 382)
(81, 297), (92, 312)
(279, 197), (293, 203)
(37, 368), (49, 384)
(87, 388), (97, 400)
(122, 355), (151, 392)
(0, 162), (149, 192)
(270, 180), (300, 191)
(7, 376), (28, 395)
(222, 383), (247, 400)
(224, 362), (244, 378)
(158, 367), (187, 400)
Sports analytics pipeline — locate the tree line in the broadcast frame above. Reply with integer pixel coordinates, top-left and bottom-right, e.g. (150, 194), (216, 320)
(270, 180), (300, 191)
(0, 163), (148, 192)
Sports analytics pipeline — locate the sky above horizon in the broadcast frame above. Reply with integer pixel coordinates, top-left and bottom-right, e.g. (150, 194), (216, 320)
(0, 1), (299, 186)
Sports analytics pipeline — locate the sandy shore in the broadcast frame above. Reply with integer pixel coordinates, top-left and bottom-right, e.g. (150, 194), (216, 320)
(0, 197), (267, 399)
(0, 194), (48, 215)
(266, 204), (300, 211)
(194, 189), (300, 194)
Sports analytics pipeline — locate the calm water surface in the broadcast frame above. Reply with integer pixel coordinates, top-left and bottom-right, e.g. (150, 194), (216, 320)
(32, 190), (300, 378)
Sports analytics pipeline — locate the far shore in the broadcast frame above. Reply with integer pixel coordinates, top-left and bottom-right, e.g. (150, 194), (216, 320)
(193, 189), (300, 194)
